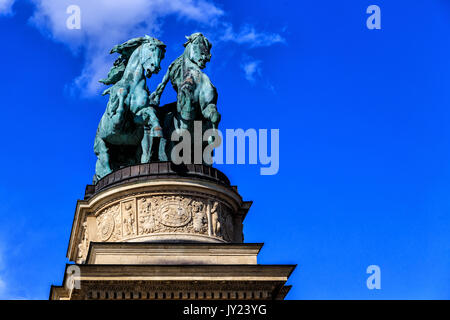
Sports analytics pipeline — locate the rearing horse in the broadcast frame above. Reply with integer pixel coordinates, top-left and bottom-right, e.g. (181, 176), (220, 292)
(153, 33), (221, 162)
(94, 36), (166, 183)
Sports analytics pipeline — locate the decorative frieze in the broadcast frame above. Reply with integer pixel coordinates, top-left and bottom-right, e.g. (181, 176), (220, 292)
(76, 191), (243, 263)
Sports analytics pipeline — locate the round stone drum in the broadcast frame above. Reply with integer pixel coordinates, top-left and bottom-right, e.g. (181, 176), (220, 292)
(68, 162), (252, 263)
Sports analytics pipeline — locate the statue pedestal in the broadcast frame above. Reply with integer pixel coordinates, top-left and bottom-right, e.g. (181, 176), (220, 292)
(50, 162), (295, 300)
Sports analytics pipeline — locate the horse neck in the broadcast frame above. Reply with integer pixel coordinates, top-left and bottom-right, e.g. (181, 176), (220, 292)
(177, 49), (202, 85)
(122, 47), (144, 81)
(182, 46), (199, 70)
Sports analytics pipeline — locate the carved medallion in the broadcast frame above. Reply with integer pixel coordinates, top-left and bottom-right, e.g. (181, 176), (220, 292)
(160, 201), (191, 227)
(98, 214), (115, 241)
(96, 204), (120, 242)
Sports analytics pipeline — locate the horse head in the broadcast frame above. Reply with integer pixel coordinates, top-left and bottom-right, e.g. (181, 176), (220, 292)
(183, 33), (212, 69)
(140, 36), (166, 77)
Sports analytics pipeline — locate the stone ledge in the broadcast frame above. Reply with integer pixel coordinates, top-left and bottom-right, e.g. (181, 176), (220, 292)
(50, 263), (296, 300)
(86, 242), (264, 265)
(85, 162), (232, 200)
(70, 263), (296, 280)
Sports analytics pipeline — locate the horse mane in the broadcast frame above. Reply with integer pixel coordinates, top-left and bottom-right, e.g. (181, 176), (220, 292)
(183, 32), (212, 49)
(167, 56), (183, 88)
(165, 34), (210, 90)
(100, 36), (166, 86)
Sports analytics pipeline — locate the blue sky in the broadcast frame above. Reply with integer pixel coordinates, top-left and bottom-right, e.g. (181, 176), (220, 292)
(0, 0), (449, 299)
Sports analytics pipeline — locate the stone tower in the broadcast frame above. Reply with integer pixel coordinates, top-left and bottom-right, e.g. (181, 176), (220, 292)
(50, 163), (295, 300)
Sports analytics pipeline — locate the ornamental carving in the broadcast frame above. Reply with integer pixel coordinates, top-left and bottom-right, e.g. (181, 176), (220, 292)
(97, 204), (119, 241)
(191, 200), (206, 233)
(77, 221), (89, 263)
(90, 193), (238, 244)
(136, 195), (208, 235)
(122, 200), (137, 237)
(220, 209), (235, 242)
(138, 198), (157, 234)
(159, 197), (192, 227)
(210, 201), (234, 242)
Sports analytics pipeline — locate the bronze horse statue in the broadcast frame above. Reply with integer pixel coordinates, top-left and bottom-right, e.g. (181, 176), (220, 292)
(153, 33), (221, 163)
(94, 36), (166, 183)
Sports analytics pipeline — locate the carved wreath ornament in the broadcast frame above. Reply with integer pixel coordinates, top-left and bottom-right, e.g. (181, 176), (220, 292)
(97, 205), (118, 241)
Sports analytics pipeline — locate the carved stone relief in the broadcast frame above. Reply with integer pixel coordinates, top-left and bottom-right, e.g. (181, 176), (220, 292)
(121, 200), (137, 237)
(159, 196), (192, 228)
(191, 200), (207, 233)
(77, 221), (89, 264)
(220, 209), (234, 242)
(136, 195), (209, 236)
(210, 201), (234, 241)
(75, 193), (240, 260)
(97, 204), (119, 241)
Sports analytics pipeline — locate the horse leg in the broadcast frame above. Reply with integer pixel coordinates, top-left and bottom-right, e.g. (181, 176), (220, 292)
(135, 105), (162, 162)
(144, 107), (162, 138)
(132, 86), (162, 136)
(158, 137), (168, 161)
(140, 126), (153, 163)
(94, 136), (112, 182)
(108, 88), (128, 132)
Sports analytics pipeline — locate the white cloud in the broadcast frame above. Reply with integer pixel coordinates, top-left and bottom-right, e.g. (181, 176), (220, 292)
(29, 0), (224, 96)
(0, 0), (15, 15)
(27, 0), (285, 95)
(220, 23), (285, 48)
(241, 58), (261, 83)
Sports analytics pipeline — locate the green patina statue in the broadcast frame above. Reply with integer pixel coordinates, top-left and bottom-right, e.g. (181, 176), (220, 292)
(155, 33), (221, 161)
(94, 36), (166, 183)
(93, 33), (220, 183)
